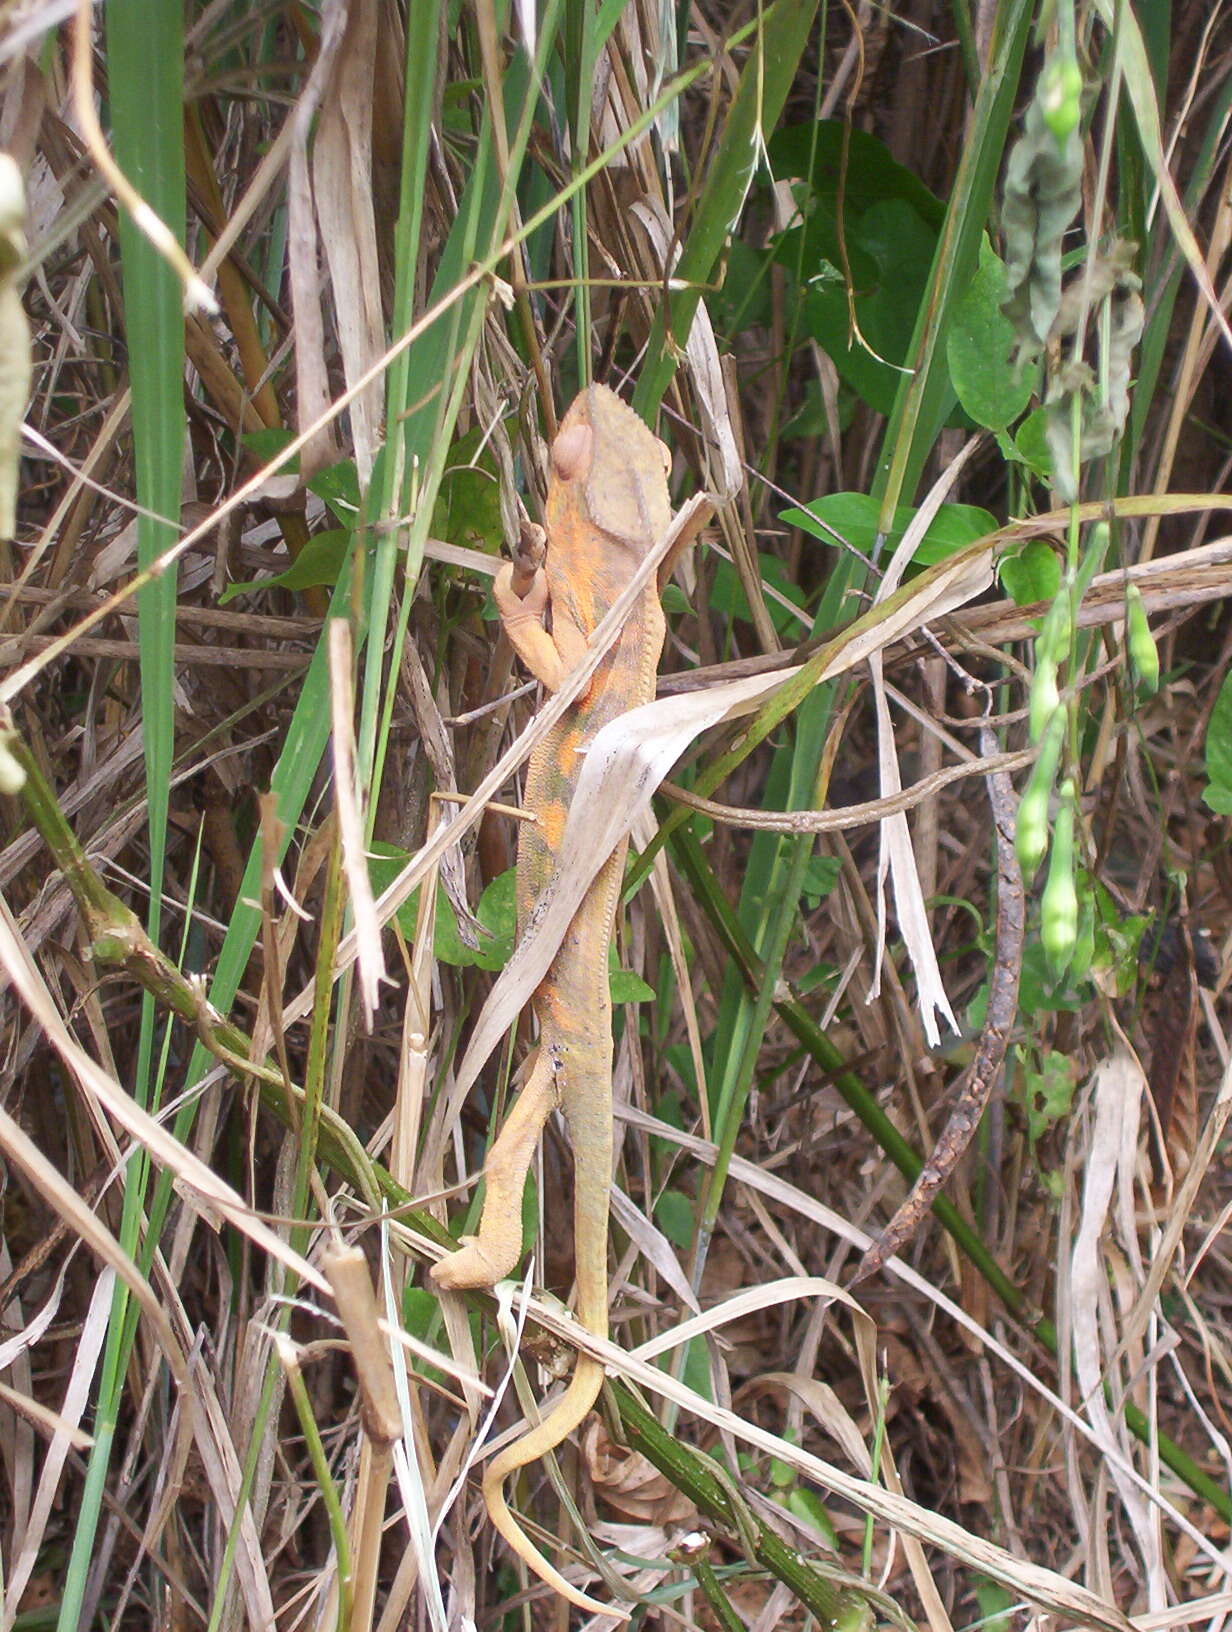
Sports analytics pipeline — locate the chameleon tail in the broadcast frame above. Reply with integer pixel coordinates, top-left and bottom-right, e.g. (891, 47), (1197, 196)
(482, 1355), (622, 1618)
(482, 997), (620, 1614)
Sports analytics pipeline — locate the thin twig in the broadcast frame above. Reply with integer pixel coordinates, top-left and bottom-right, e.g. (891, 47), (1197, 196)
(851, 723), (1024, 1284)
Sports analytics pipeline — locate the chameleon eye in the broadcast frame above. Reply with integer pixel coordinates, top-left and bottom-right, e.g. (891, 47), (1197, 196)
(551, 421), (593, 482)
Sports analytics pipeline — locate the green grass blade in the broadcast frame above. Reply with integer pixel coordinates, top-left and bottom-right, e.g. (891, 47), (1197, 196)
(57, 5), (187, 1626)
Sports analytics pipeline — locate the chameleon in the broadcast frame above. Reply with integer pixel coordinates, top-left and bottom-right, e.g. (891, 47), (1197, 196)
(430, 383), (678, 1615)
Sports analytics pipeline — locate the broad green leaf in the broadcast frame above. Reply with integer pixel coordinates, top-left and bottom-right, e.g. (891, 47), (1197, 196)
(242, 426), (297, 466)
(1011, 406), (1052, 480)
(795, 198), (939, 416)
(711, 236), (775, 336)
(367, 849), (516, 972)
(998, 539), (1060, 606)
(1022, 1049), (1078, 1143)
(654, 1084), (691, 1128)
(973, 1577), (1018, 1632)
(797, 961), (836, 997)
(948, 241), (1036, 430)
(434, 868), (516, 971)
(219, 530), (352, 602)
(802, 855), (840, 903)
(708, 553), (809, 636)
(307, 458), (361, 522)
(609, 968), (655, 1004)
(653, 1188), (696, 1248)
(783, 492), (995, 568)
(786, 1487), (841, 1549)
(1018, 940), (1085, 1016)
(782, 377), (854, 440)
(1203, 671), (1232, 814)
(432, 425), (504, 551)
(768, 120), (946, 232)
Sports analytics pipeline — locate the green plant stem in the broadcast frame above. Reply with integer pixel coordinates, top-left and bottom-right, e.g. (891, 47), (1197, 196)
(691, 1552), (750, 1632)
(614, 1384), (871, 1632)
(671, 824), (1019, 1300)
(283, 1346), (352, 1628)
(872, 0), (1033, 515)
(296, 827), (345, 1238)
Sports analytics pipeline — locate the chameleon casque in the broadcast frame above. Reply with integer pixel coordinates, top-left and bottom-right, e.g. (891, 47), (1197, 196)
(431, 384), (678, 1614)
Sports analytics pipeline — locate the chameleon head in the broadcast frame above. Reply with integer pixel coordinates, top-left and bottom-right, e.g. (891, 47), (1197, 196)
(548, 385), (672, 561)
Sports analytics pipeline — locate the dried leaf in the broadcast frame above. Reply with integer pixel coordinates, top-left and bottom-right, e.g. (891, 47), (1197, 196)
(287, 3), (346, 475)
(1070, 1049), (1165, 1609)
(1001, 93), (1082, 362)
(312, 0), (385, 483)
(864, 442), (981, 1044)
(582, 1419), (696, 1525)
(329, 621), (386, 1018)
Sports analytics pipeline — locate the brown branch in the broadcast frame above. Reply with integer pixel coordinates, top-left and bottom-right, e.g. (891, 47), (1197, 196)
(851, 724), (1024, 1284)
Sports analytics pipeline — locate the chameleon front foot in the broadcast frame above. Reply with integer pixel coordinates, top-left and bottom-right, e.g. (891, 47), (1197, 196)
(430, 1235), (518, 1291)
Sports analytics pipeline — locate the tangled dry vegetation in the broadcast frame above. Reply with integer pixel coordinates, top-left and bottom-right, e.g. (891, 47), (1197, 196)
(2, 2), (1232, 1629)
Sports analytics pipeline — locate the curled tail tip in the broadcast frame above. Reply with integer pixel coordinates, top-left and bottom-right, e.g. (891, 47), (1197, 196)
(485, 1476), (629, 1619)
(482, 1376), (631, 1619)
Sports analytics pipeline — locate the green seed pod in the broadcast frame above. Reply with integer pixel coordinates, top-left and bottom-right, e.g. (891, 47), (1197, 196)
(1016, 707), (1066, 876)
(1125, 582), (1158, 695)
(1041, 54), (1083, 146)
(1036, 591), (1071, 666)
(1041, 779), (1079, 978)
(1028, 656), (1060, 744)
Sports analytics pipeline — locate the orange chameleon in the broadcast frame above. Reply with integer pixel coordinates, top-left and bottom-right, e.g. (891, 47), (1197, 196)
(432, 384), (692, 1615)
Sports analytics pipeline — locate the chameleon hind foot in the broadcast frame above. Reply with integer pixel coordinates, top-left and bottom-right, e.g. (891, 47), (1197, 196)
(431, 1056), (558, 1292)
(430, 1235), (517, 1291)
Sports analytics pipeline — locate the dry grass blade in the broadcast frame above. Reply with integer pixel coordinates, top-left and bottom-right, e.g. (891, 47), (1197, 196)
(329, 618), (386, 1017)
(484, 1273), (1135, 1632)
(0, 1273), (109, 1632)
(865, 439), (982, 1043)
(0, 1377), (92, 1454)
(854, 730), (1024, 1280)
(620, 1105), (1231, 1577)
(311, 0), (385, 483)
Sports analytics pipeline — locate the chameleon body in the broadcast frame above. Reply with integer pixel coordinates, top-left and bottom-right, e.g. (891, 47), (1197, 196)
(431, 385), (673, 1614)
